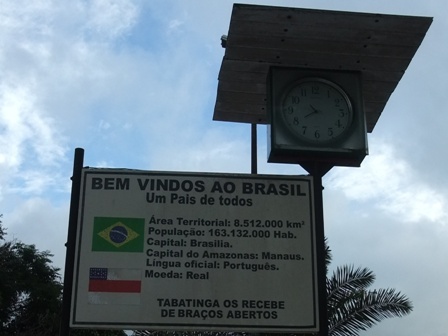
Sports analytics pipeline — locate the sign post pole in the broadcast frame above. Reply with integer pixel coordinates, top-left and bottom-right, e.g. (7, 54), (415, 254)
(313, 170), (328, 336)
(60, 148), (84, 336)
(305, 162), (330, 336)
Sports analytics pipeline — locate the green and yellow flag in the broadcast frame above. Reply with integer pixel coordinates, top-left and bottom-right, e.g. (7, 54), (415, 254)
(92, 217), (144, 252)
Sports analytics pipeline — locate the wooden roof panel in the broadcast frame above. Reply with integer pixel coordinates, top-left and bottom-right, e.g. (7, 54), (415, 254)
(213, 4), (432, 132)
(224, 46), (414, 72)
(228, 5), (431, 33)
(227, 34), (420, 59)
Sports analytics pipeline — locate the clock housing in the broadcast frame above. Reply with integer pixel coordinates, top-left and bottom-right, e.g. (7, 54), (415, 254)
(268, 67), (368, 167)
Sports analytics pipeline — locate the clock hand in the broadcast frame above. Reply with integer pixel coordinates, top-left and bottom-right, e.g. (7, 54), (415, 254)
(304, 104), (320, 118)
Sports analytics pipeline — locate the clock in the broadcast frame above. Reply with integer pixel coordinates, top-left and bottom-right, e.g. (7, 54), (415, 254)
(267, 67), (368, 168)
(281, 78), (353, 144)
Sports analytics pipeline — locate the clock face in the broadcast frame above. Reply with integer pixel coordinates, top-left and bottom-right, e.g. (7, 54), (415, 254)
(281, 78), (353, 144)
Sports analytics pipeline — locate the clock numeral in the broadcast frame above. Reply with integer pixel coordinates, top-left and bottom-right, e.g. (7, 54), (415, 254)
(314, 130), (320, 139)
(335, 119), (343, 128)
(339, 110), (346, 117)
(328, 128), (334, 137)
(334, 98), (340, 107)
(291, 96), (300, 104)
(301, 88), (307, 96)
(293, 117), (300, 125)
(302, 126), (307, 135)
(312, 86), (319, 95)
(284, 106), (294, 114)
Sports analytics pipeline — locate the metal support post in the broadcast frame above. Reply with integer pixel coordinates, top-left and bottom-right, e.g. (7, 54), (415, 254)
(60, 148), (84, 336)
(251, 123), (257, 174)
(308, 162), (329, 336)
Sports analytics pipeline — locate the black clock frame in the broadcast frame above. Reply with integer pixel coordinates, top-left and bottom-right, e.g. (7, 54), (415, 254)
(267, 67), (368, 170)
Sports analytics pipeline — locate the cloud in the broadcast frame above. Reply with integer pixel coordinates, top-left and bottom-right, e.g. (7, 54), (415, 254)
(86, 0), (138, 40)
(7, 196), (69, 269)
(0, 82), (67, 199)
(149, 125), (251, 173)
(327, 138), (448, 224)
(167, 19), (184, 33)
(0, 0), (144, 197)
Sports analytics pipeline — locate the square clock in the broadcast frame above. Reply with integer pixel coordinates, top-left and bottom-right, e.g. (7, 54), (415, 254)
(267, 67), (368, 167)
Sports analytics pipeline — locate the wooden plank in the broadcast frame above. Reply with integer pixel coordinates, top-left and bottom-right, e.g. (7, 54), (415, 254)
(218, 68), (267, 83)
(228, 22), (428, 48)
(213, 110), (267, 124)
(217, 81), (267, 95)
(214, 101), (267, 114)
(220, 59), (405, 83)
(227, 34), (421, 60)
(218, 59), (270, 74)
(217, 91), (267, 105)
(213, 102), (268, 124)
(217, 83), (394, 107)
(362, 69), (404, 83)
(364, 102), (386, 131)
(363, 91), (392, 103)
(224, 46), (413, 73)
(230, 4), (432, 34)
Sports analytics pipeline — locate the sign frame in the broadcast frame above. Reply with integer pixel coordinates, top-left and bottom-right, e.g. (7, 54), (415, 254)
(70, 168), (318, 333)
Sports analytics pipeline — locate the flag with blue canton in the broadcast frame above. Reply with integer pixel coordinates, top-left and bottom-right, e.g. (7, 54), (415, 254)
(88, 267), (142, 305)
(90, 267), (108, 280)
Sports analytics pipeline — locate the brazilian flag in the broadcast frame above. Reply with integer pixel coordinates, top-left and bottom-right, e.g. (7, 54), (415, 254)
(92, 217), (144, 252)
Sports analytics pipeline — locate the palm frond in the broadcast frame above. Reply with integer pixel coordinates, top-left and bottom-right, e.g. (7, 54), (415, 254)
(327, 265), (375, 305)
(329, 288), (413, 336)
(325, 237), (332, 274)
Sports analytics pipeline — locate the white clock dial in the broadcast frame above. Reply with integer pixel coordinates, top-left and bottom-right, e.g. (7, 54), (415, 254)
(281, 78), (353, 144)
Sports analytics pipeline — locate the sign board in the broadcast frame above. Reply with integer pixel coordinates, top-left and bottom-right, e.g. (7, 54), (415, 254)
(71, 168), (318, 332)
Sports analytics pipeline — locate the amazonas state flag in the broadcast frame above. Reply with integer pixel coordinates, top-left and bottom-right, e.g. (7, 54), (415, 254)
(92, 217), (144, 252)
(88, 267), (141, 305)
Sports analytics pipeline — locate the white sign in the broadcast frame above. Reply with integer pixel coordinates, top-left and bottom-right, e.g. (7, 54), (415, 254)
(71, 169), (318, 332)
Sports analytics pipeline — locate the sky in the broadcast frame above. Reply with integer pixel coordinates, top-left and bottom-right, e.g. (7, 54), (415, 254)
(0, 0), (446, 335)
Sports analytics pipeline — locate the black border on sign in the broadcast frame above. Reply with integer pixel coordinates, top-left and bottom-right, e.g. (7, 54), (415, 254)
(71, 169), (317, 332)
